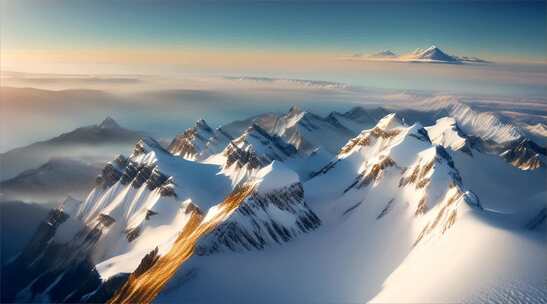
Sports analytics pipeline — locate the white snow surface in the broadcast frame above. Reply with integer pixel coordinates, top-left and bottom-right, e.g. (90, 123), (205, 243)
(417, 96), (523, 143)
(56, 138), (235, 280)
(254, 161), (299, 193)
(37, 110), (546, 303)
(426, 116), (469, 151)
(157, 113), (544, 304)
(372, 213), (546, 303)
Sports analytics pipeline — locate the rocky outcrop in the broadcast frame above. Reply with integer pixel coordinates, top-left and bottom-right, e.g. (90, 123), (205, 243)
(222, 124), (298, 171)
(500, 138), (546, 170)
(196, 183), (321, 254)
(107, 185), (255, 304)
(168, 119), (232, 161)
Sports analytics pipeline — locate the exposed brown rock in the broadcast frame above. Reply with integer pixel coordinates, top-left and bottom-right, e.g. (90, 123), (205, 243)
(415, 197), (428, 216)
(108, 185), (255, 304)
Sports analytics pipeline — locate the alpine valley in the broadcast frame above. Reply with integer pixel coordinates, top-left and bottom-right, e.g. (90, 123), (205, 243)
(2, 97), (546, 304)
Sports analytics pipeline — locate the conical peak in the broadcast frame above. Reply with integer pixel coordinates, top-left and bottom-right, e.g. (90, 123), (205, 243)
(99, 116), (121, 129)
(376, 113), (404, 130)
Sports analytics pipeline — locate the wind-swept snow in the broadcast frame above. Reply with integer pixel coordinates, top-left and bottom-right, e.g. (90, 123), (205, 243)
(426, 117), (472, 153)
(156, 113), (495, 304)
(417, 96), (523, 143)
(254, 161), (299, 193)
(4, 107), (545, 304)
(372, 214), (547, 303)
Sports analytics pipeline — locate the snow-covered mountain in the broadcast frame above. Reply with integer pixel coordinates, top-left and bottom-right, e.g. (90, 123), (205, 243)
(500, 138), (546, 170)
(352, 45), (488, 64)
(170, 106), (355, 159)
(2, 106), (545, 304)
(156, 111), (544, 304)
(0, 157), (102, 203)
(0, 117), (143, 181)
(169, 106), (356, 182)
(196, 161), (321, 255)
(426, 117), (473, 155)
(413, 96), (546, 170)
(403, 45), (462, 63)
(1, 137), (321, 303)
(210, 124), (300, 185)
(168, 119), (232, 161)
(327, 96), (545, 170)
(266, 106), (356, 155)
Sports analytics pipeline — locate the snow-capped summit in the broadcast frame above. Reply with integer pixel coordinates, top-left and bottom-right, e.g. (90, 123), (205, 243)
(214, 124), (299, 185)
(417, 96), (522, 143)
(168, 118), (231, 161)
(308, 112), (477, 224)
(414, 96), (545, 169)
(270, 107), (355, 155)
(355, 45), (487, 64)
(403, 45), (490, 63)
(426, 117), (472, 155)
(412, 45), (459, 62)
(376, 112), (404, 129)
(500, 138), (546, 170)
(3, 106), (545, 304)
(196, 159), (320, 256)
(335, 113), (429, 163)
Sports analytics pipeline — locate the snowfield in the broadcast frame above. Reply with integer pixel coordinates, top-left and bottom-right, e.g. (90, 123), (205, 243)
(2, 102), (546, 304)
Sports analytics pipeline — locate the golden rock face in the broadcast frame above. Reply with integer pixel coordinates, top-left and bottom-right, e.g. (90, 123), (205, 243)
(108, 184), (255, 304)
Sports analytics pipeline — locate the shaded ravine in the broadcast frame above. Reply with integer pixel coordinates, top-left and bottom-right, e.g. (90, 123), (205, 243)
(107, 184), (255, 304)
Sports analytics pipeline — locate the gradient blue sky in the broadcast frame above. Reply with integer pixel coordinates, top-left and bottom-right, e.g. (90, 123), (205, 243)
(1, 1), (546, 98)
(2, 0), (546, 61)
(1, 1), (547, 151)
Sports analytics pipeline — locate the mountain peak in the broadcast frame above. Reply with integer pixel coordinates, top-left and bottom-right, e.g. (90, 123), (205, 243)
(362, 46), (487, 64)
(376, 113), (404, 129)
(99, 116), (121, 129)
(195, 118), (213, 132)
(368, 50), (398, 58)
(287, 105), (304, 116)
(413, 46), (458, 62)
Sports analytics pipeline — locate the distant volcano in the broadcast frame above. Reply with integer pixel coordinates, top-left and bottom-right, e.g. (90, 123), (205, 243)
(368, 50), (398, 58)
(352, 45), (488, 64)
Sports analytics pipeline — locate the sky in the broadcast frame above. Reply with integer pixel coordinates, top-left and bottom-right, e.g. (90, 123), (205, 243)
(1, 1), (546, 73)
(1, 1), (547, 153)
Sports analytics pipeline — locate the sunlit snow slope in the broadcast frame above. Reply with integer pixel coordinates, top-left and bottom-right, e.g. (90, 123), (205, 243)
(2, 103), (545, 304)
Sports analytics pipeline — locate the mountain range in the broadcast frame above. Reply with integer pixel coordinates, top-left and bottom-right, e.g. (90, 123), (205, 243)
(1, 100), (545, 303)
(0, 117), (143, 181)
(356, 45), (489, 64)
(0, 158), (102, 203)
